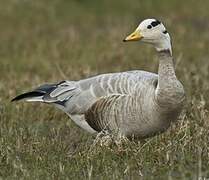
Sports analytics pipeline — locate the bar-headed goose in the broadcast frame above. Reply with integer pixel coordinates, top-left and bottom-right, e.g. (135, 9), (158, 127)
(12, 18), (185, 139)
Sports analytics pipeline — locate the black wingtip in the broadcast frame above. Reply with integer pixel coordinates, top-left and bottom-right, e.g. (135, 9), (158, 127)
(11, 91), (45, 102)
(11, 98), (17, 102)
(11, 95), (24, 102)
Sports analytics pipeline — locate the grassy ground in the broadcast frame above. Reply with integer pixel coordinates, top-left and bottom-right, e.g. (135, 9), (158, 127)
(0, 0), (209, 179)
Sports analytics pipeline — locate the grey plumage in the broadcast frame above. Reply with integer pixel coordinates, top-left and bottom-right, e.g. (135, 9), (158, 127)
(12, 51), (185, 139)
(12, 18), (186, 139)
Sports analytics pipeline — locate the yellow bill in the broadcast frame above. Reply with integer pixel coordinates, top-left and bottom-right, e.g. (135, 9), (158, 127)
(123, 30), (143, 42)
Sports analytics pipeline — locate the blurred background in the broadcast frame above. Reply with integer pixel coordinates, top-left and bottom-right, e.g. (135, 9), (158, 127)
(0, 0), (209, 179)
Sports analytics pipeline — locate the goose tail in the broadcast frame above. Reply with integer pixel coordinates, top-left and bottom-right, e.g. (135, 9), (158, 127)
(11, 81), (77, 104)
(11, 82), (59, 103)
(11, 91), (46, 102)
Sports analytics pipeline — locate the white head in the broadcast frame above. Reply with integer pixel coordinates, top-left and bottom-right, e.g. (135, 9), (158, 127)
(124, 18), (172, 54)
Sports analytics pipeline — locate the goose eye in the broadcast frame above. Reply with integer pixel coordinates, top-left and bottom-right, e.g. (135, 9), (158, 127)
(147, 25), (152, 29)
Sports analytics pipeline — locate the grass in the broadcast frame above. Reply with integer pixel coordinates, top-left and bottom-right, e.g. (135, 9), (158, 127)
(0, 0), (209, 179)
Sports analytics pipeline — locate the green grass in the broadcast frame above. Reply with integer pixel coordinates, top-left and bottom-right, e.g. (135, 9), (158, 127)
(0, 0), (209, 179)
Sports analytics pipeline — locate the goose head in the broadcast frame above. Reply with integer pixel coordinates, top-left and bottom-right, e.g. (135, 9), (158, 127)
(124, 18), (172, 54)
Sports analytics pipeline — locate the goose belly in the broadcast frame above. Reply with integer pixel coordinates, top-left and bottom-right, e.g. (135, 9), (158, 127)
(120, 99), (183, 138)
